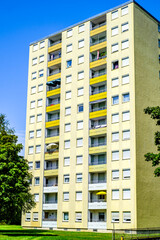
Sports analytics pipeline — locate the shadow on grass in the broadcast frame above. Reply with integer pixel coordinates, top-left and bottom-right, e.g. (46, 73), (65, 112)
(0, 229), (58, 237)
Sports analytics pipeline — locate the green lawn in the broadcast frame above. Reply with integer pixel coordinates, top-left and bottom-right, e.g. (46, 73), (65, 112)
(0, 225), (112, 240)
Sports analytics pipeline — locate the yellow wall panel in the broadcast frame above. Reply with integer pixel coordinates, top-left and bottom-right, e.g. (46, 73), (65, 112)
(89, 127), (107, 137)
(47, 88), (61, 98)
(89, 164), (107, 173)
(89, 109), (107, 119)
(44, 169), (58, 177)
(90, 74), (107, 85)
(90, 41), (107, 52)
(90, 91), (107, 102)
(45, 120), (60, 128)
(90, 57), (107, 69)
(48, 58), (61, 67)
(47, 73), (61, 82)
(48, 43), (62, 53)
(90, 25), (107, 37)
(46, 104), (60, 113)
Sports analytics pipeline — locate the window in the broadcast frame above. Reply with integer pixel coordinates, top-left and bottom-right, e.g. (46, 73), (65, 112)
(78, 104), (83, 112)
(112, 43), (119, 53)
(112, 113), (119, 123)
(65, 107), (71, 115)
(112, 170), (119, 180)
(66, 91), (71, 99)
(30, 101), (35, 109)
(112, 95), (119, 105)
(78, 39), (84, 48)
(78, 87), (84, 96)
(32, 58), (37, 65)
(66, 75), (72, 83)
(112, 60), (119, 70)
(28, 161), (33, 170)
(78, 55), (84, 64)
(65, 140), (70, 149)
(63, 212), (69, 221)
(112, 10), (118, 20)
(76, 191), (82, 201)
(112, 212), (119, 222)
(65, 123), (71, 132)
(122, 111), (130, 121)
(34, 194), (39, 202)
(112, 26), (118, 36)
(77, 120), (83, 130)
(40, 41), (45, 48)
(122, 6), (128, 16)
(29, 131), (34, 139)
(36, 145), (41, 153)
(122, 40), (129, 49)
(123, 189), (131, 199)
(39, 55), (44, 63)
(122, 22), (129, 32)
(33, 212), (38, 221)
(38, 84), (43, 92)
(37, 114), (42, 122)
(112, 189), (119, 200)
(76, 173), (82, 183)
(78, 71), (84, 80)
(35, 177), (39, 185)
(112, 77), (119, 87)
(63, 192), (69, 201)
(28, 146), (34, 154)
(35, 161), (40, 169)
(64, 174), (70, 183)
(77, 138), (83, 147)
(67, 29), (73, 37)
(30, 115), (35, 124)
(79, 24), (85, 33)
(123, 212), (131, 222)
(64, 157), (70, 166)
(37, 99), (43, 107)
(122, 74), (129, 84)
(66, 59), (72, 68)
(122, 57), (129, 67)
(33, 44), (38, 51)
(36, 129), (41, 138)
(32, 72), (37, 80)
(67, 44), (72, 53)
(123, 93), (130, 102)
(25, 212), (31, 221)
(123, 169), (130, 179)
(158, 39), (160, 48)
(39, 69), (44, 77)
(31, 86), (36, 94)
(123, 130), (130, 140)
(123, 149), (130, 160)
(112, 151), (119, 161)
(77, 155), (83, 164)
(76, 212), (82, 222)
(112, 132), (119, 141)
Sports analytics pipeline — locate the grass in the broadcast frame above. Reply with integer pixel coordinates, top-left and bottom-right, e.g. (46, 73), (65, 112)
(0, 225), (112, 240)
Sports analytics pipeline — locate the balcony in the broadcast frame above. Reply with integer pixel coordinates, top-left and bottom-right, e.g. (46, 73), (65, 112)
(89, 163), (107, 173)
(89, 141), (106, 154)
(45, 150), (59, 160)
(47, 87), (61, 98)
(88, 199), (107, 210)
(43, 183), (58, 193)
(42, 218), (57, 228)
(89, 180), (107, 191)
(48, 55), (61, 68)
(46, 103), (60, 113)
(47, 72), (61, 82)
(45, 133), (59, 144)
(90, 73), (107, 85)
(46, 117), (60, 129)
(90, 39), (107, 53)
(48, 40), (62, 53)
(90, 89), (107, 102)
(90, 55), (107, 69)
(43, 200), (58, 210)
(89, 107), (107, 119)
(90, 22), (107, 37)
(89, 125), (107, 137)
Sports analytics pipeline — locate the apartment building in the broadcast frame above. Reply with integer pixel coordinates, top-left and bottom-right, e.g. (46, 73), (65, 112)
(22, 0), (160, 231)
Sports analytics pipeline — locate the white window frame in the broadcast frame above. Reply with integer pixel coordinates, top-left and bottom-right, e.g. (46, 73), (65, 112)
(32, 72), (37, 80)
(39, 69), (44, 77)
(77, 138), (83, 147)
(30, 101), (35, 109)
(76, 191), (82, 201)
(28, 161), (33, 170)
(112, 26), (118, 36)
(30, 115), (35, 124)
(64, 174), (70, 183)
(78, 55), (84, 64)
(122, 74), (129, 84)
(66, 44), (72, 53)
(66, 91), (71, 99)
(112, 113), (119, 123)
(112, 43), (119, 53)
(122, 22), (129, 32)
(123, 149), (130, 160)
(112, 77), (119, 87)
(112, 151), (119, 161)
(122, 6), (128, 16)
(33, 212), (38, 221)
(66, 75), (72, 83)
(28, 146), (34, 154)
(122, 111), (130, 121)
(112, 95), (119, 105)
(39, 55), (44, 63)
(79, 24), (85, 33)
(78, 39), (84, 48)
(112, 10), (118, 20)
(76, 173), (82, 183)
(75, 212), (82, 222)
(65, 123), (71, 132)
(36, 129), (41, 138)
(78, 71), (84, 80)
(77, 155), (83, 164)
(40, 41), (45, 49)
(63, 212), (69, 221)
(29, 131), (34, 139)
(37, 99), (43, 107)
(123, 189), (131, 200)
(63, 192), (69, 201)
(67, 29), (73, 38)
(34, 193), (39, 202)
(36, 145), (41, 154)
(65, 107), (71, 115)
(112, 212), (119, 223)
(78, 87), (84, 96)
(112, 170), (119, 180)
(25, 212), (31, 221)
(122, 39), (129, 50)
(64, 140), (70, 149)
(33, 44), (38, 52)
(122, 57), (129, 67)
(37, 114), (42, 122)
(123, 169), (131, 179)
(31, 86), (36, 94)
(77, 120), (83, 130)
(112, 132), (119, 142)
(123, 130), (130, 140)
(112, 189), (119, 200)
(64, 157), (70, 166)
(38, 84), (43, 92)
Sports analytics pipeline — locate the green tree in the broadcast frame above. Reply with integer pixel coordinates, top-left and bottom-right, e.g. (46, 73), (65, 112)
(144, 107), (160, 177)
(0, 114), (35, 224)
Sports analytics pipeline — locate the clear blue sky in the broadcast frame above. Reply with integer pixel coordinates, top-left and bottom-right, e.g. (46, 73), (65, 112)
(0, 0), (159, 154)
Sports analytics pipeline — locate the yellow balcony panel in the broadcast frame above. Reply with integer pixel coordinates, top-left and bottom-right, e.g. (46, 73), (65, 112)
(90, 109), (107, 119)
(90, 74), (107, 86)
(45, 151), (59, 160)
(45, 136), (59, 144)
(46, 120), (60, 128)
(89, 127), (107, 137)
(44, 169), (58, 177)
(48, 43), (62, 53)
(90, 57), (107, 69)
(47, 73), (61, 82)
(90, 25), (107, 37)
(89, 164), (107, 173)
(47, 88), (61, 98)
(90, 41), (107, 53)
(46, 104), (60, 113)
(89, 145), (107, 154)
(48, 58), (61, 68)
(90, 91), (107, 102)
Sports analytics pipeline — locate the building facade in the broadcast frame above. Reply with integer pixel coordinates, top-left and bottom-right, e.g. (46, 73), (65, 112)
(22, 0), (160, 231)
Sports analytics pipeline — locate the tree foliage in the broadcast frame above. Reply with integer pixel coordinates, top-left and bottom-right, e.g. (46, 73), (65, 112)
(144, 107), (160, 177)
(0, 114), (35, 224)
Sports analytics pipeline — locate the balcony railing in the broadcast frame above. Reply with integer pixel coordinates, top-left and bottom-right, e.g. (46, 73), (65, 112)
(88, 218), (106, 222)
(92, 22), (106, 30)
(47, 117), (60, 122)
(90, 124), (107, 130)
(48, 70), (61, 76)
(91, 55), (107, 62)
(48, 54), (61, 62)
(43, 200), (57, 204)
(50, 40), (61, 47)
(47, 101), (60, 107)
(90, 141), (106, 147)
(45, 166), (58, 170)
(44, 183), (58, 187)
(91, 71), (106, 79)
(89, 199), (106, 203)
(46, 132), (59, 138)
(91, 88), (107, 95)
(89, 160), (106, 165)
(90, 38), (106, 46)
(89, 179), (106, 184)
(42, 218), (57, 221)
(48, 85), (61, 91)
(90, 106), (107, 112)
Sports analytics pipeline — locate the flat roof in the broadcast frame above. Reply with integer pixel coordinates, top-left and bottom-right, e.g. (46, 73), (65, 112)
(30, 0), (159, 46)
